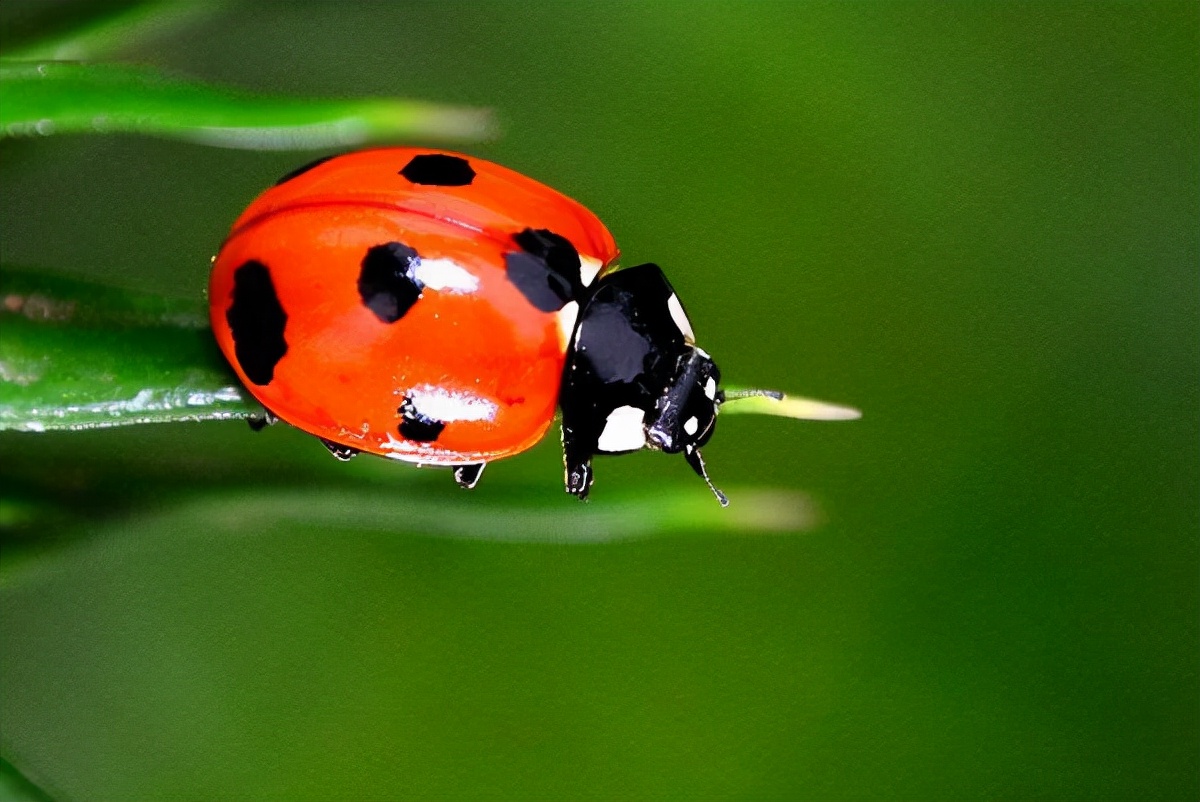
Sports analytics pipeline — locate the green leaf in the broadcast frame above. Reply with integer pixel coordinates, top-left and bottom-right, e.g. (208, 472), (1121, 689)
(0, 267), (258, 432)
(1, 0), (227, 62)
(0, 269), (859, 433)
(0, 483), (816, 586)
(0, 757), (54, 802)
(65, 485), (817, 547)
(0, 61), (494, 149)
(721, 388), (861, 421)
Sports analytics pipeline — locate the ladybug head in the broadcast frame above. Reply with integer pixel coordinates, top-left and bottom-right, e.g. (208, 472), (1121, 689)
(560, 263), (729, 506)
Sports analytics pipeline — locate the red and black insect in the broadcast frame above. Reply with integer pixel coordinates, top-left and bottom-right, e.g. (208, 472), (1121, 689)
(212, 148), (771, 503)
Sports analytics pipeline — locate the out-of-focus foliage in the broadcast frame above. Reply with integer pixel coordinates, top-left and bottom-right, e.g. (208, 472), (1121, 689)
(0, 61), (492, 149)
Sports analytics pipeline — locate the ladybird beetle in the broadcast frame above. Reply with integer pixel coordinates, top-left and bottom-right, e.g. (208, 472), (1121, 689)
(211, 148), (750, 504)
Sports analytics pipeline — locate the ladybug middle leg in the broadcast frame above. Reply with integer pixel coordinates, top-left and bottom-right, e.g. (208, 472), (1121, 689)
(562, 425), (598, 500)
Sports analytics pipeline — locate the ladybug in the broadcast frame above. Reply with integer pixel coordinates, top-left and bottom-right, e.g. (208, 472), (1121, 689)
(211, 148), (743, 504)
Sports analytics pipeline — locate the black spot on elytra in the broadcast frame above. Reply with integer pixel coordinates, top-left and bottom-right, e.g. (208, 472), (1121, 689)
(226, 261), (288, 386)
(358, 242), (424, 323)
(400, 154), (475, 186)
(274, 155), (335, 186)
(398, 395), (445, 442)
(505, 228), (584, 312)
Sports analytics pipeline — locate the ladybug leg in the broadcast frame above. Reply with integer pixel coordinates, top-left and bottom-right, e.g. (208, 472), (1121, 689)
(683, 446), (728, 507)
(453, 462), (486, 490)
(561, 425), (597, 500)
(320, 438), (360, 461)
(247, 408), (278, 431)
(564, 456), (594, 501)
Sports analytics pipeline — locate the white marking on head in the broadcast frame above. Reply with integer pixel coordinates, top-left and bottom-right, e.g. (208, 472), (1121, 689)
(667, 293), (695, 343)
(596, 405), (647, 453)
(557, 300), (580, 349)
(683, 416), (699, 436)
(704, 377), (717, 400)
(413, 257), (479, 293)
(579, 255), (603, 287)
(406, 385), (499, 422)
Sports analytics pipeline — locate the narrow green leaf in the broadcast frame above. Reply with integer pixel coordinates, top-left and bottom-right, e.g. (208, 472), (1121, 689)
(0, 269), (855, 433)
(1, 0), (226, 62)
(12, 485), (816, 552)
(0, 484), (816, 588)
(217, 486), (815, 541)
(0, 268), (258, 432)
(0, 269), (207, 329)
(721, 388), (862, 421)
(0, 757), (54, 802)
(0, 61), (494, 148)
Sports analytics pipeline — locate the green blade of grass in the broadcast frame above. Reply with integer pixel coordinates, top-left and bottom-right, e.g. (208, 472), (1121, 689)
(0, 61), (493, 149)
(0, 485), (817, 578)
(721, 388), (862, 421)
(0, 269), (852, 433)
(0, 268), (258, 432)
(0, 757), (54, 802)
(1, 0), (226, 62)
(184, 485), (817, 543)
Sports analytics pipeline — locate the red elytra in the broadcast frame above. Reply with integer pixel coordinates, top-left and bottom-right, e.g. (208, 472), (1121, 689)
(211, 148), (742, 503)
(210, 149), (618, 466)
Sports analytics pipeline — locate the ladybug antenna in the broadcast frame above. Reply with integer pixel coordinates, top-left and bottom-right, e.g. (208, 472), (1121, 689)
(718, 388), (784, 404)
(685, 446), (729, 507)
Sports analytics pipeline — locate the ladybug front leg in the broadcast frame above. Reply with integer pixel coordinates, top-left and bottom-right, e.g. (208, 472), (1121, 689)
(561, 425), (597, 501)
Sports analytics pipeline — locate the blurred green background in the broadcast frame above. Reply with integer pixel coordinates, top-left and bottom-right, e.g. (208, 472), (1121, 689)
(1, 2), (1197, 799)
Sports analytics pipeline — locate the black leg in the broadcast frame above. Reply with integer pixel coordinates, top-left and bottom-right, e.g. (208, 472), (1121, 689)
(320, 438), (359, 461)
(247, 408), (278, 431)
(561, 414), (601, 501)
(684, 447), (728, 507)
(453, 462), (486, 489)
(565, 458), (593, 501)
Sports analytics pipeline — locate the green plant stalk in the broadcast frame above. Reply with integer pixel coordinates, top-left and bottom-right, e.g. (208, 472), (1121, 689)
(720, 390), (861, 421)
(1, 0), (227, 62)
(0, 61), (493, 148)
(0, 483), (818, 587)
(0, 756), (54, 802)
(109, 485), (818, 544)
(0, 269), (858, 432)
(0, 268), (258, 431)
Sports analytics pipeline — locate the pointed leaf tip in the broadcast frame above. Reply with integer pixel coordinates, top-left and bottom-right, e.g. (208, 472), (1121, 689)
(721, 390), (862, 421)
